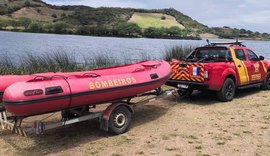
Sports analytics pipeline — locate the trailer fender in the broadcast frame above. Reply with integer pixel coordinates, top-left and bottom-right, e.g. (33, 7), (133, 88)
(100, 103), (133, 131)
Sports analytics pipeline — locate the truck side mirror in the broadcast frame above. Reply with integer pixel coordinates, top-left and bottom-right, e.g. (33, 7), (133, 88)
(227, 56), (233, 62)
(259, 56), (264, 60)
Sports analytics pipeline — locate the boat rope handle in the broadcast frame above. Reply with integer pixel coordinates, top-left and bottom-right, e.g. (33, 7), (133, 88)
(51, 75), (68, 79)
(141, 62), (162, 69)
(81, 73), (100, 78)
(69, 73), (101, 78)
(142, 64), (158, 69)
(133, 68), (145, 72)
(33, 76), (51, 81)
(32, 75), (68, 81)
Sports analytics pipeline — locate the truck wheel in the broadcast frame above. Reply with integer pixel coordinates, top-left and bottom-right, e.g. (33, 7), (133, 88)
(177, 89), (193, 97)
(261, 72), (270, 90)
(108, 106), (132, 135)
(217, 78), (235, 102)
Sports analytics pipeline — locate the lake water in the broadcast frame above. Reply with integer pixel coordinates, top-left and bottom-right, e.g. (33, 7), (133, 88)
(0, 31), (269, 62)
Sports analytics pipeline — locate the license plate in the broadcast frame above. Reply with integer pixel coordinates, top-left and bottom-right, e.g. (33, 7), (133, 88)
(177, 84), (189, 89)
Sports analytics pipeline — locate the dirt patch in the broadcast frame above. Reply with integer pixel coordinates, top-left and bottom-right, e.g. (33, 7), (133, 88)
(11, 7), (73, 22)
(199, 33), (219, 39)
(1, 88), (270, 156)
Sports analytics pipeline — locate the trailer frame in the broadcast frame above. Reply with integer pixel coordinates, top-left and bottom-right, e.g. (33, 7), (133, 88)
(0, 88), (176, 137)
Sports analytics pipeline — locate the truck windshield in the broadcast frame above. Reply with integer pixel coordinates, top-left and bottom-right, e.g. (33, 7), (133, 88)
(186, 48), (230, 62)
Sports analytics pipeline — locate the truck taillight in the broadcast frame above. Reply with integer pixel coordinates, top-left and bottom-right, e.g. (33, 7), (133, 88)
(204, 65), (212, 79)
(204, 71), (209, 79)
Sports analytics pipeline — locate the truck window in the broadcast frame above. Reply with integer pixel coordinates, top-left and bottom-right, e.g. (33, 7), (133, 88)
(247, 50), (259, 61)
(186, 48), (230, 62)
(235, 49), (246, 61)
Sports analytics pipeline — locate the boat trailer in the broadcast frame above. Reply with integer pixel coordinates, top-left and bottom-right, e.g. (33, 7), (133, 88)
(0, 88), (176, 137)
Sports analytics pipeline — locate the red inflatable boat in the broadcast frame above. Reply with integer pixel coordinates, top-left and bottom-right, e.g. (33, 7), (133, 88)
(0, 72), (84, 103)
(3, 60), (171, 117)
(0, 73), (60, 102)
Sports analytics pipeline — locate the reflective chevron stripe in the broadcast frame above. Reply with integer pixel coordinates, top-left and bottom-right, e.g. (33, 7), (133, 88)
(169, 62), (205, 82)
(1, 122), (28, 137)
(0, 111), (27, 137)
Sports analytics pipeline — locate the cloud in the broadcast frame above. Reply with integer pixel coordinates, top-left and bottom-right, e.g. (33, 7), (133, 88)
(43, 0), (270, 33)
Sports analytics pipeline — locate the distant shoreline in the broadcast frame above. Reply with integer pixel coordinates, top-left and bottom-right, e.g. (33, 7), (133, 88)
(2, 29), (270, 41)
(0, 29), (202, 40)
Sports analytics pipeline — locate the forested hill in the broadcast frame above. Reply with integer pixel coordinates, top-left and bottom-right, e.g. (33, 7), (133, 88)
(0, 0), (269, 40)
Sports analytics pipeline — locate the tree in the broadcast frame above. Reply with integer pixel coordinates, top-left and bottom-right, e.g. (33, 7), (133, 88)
(43, 23), (53, 32)
(240, 28), (247, 34)
(52, 21), (68, 34)
(161, 16), (166, 20)
(52, 14), (57, 18)
(18, 17), (31, 28)
(144, 27), (169, 38)
(0, 20), (5, 29)
(0, 20), (9, 29)
(77, 25), (91, 35)
(27, 22), (43, 32)
(168, 26), (182, 36)
(61, 13), (66, 18)
(24, 1), (31, 7)
(116, 22), (141, 37)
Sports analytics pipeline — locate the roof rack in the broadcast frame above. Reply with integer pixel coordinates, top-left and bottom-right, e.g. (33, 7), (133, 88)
(211, 41), (243, 46)
(205, 39), (245, 47)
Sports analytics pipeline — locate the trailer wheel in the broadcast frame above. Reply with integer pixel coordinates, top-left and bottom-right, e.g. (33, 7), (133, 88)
(217, 78), (235, 102)
(108, 106), (131, 135)
(261, 72), (270, 90)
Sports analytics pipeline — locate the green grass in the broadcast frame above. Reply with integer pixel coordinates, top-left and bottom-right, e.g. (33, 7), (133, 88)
(0, 44), (195, 75)
(0, 51), (148, 75)
(128, 12), (185, 29)
(163, 45), (196, 61)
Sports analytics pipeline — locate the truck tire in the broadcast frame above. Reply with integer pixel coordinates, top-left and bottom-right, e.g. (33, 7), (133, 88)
(108, 106), (132, 135)
(177, 89), (193, 97)
(261, 72), (270, 90)
(217, 78), (235, 102)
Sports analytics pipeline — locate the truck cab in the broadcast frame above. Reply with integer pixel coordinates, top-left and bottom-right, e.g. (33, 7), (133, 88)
(166, 41), (270, 101)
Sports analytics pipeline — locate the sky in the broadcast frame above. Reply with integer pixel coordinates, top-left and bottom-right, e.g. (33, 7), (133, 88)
(43, 0), (270, 33)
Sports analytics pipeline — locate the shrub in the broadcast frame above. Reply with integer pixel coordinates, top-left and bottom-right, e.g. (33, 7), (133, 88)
(27, 22), (43, 32)
(161, 16), (166, 20)
(18, 17), (31, 28)
(61, 13), (66, 18)
(52, 14), (57, 18)
(24, 1), (31, 7)
(36, 8), (41, 13)
(143, 26), (188, 38)
(116, 22), (141, 37)
(52, 21), (68, 34)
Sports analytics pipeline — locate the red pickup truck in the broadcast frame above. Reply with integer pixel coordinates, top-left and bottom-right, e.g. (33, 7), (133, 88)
(166, 41), (270, 101)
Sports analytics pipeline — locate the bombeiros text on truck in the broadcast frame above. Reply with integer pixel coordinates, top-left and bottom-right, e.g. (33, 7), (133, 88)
(166, 40), (270, 101)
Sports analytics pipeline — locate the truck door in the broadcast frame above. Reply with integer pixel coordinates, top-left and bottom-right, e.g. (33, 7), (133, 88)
(232, 49), (249, 85)
(245, 49), (265, 83)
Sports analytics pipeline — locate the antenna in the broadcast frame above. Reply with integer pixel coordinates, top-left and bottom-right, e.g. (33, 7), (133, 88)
(206, 39), (210, 45)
